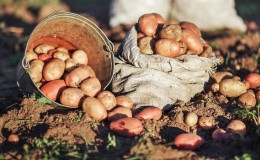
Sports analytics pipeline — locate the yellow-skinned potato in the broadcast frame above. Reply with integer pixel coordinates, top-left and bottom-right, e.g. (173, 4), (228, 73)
(72, 50), (88, 65)
(211, 72), (233, 83)
(80, 77), (101, 97)
(34, 44), (54, 54)
(219, 79), (247, 97)
(155, 39), (182, 58)
(159, 24), (182, 41)
(238, 90), (256, 108)
(56, 47), (68, 53)
(65, 58), (77, 72)
(226, 120), (246, 136)
(116, 96), (133, 109)
(82, 97), (107, 121)
(43, 58), (65, 81)
(65, 66), (90, 87)
(60, 88), (85, 107)
(138, 36), (155, 55)
(97, 91), (117, 111)
(29, 60), (44, 83)
(107, 107), (132, 121)
(53, 51), (70, 61)
(26, 50), (38, 62)
(138, 13), (158, 36)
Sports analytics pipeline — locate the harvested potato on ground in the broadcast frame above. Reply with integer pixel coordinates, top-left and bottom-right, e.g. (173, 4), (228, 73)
(219, 79), (247, 97)
(211, 83), (220, 92)
(226, 120), (246, 136)
(60, 88), (85, 107)
(256, 91), (260, 100)
(29, 60), (44, 83)
(159, 24), (182, 41)
(65, 58), (77, 72)
(97, 91), (117, 111)
(110, 117), (143, 137)
(53, 51), (70, 61)
(108, 107), (132, 121)
(65, 66), (90, 87)
(211, 72), (233, 83)
(138, 36), (155, 55)
(34, 44), (54, 54)
(198, 116), (215, 130)
(8, 134), (19, 144)
(40, 80), (66, 101)
(152, 13), (164, 29)
(212, 128), (230, 142)
(26, 51), (38, 62)
(245, 73), (260, 89)
(180, 21), (201, 37)
(82, 97), (107, 121)
(116, 95), (133, 109)
(38, 53), (52, 63)
(138, 13), (158, 36)
(238, 90), (256, 108)
(174, 133), (204, 150)
(155, 39), (182, 58)
(43, 58), (65, 81)
(72, 50), (88, 65)
(185, 112), (198, 127)
(135, 106), (162, 120)
(80, 77), (101, 97)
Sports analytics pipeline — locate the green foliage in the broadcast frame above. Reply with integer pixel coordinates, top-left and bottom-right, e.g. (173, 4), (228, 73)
(30, 93), (52, 105)
(106, 134), (117, 150)
(234, 153), (254, 160)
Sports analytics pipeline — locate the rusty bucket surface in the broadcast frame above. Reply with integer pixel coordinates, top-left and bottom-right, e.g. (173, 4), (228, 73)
(17, 11), (114, 108)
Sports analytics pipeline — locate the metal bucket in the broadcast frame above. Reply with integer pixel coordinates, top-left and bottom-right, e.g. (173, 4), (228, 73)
(17, 11), (114, 108)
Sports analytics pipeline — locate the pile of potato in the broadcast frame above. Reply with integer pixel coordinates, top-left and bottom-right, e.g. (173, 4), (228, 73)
(137, 13), (212, 58)
(210, 72), (260, 108)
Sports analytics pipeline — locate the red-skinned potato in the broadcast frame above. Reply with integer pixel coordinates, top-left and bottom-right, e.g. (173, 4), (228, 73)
(43, 58), (65, 81)
(245, 73), (260, 89)
(138, 13), (158, 36)
(82, 97), (107, 121)
(108, 107), (132, 121)
(34, 44), (54, 54)
(65, 66), (90, 87)
(29, 59), (44, 83)
(174, 133), (204, 150)
(80, 77), (101, 97)
(8, 134), (19, 144)
(110, 117), (143, 137)
(226, 120), (246, 136)
(135, 106), (162, 120)
(53, 51), (70, 61)
(116, 95), (133, 109)
(26, 51), (38, 62)
(72, 50), (88, 65)
(212, 128), (230, 142)
(198, 116), (215, 130)
(159, 24), (182, 41)
(184, 36), (203, 54)
(40, 80), (66, 101)
(152, 13), (164, 29)
(138, 36), (155, 55)
(38, 53), (52, 63)
(60, 88), (85, 107)
(155, 39), (182, 58)
(97, 91), (117, 111)
(180, 21), (201, 37)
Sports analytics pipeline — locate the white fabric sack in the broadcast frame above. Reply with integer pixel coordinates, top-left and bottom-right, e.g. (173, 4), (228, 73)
(112, 27), (219, 110)
(171, 0), (246, 32)
(109, 0), (171, 27)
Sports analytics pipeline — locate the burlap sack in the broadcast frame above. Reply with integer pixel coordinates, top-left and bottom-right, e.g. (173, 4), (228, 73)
(112, 27), (219, 110)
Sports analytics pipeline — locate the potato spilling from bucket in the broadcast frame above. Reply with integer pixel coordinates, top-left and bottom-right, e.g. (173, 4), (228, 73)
(137, 13), (211, 58)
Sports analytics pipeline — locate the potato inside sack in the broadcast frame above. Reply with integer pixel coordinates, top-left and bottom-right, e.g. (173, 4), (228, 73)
(138, 36), (155, 55)
(138, 13), (158, 36)
(180, 21), (201, 37)
(151, 13), (165, 29)
(155, 39), (182, 58)
(159, 24), (182, 41)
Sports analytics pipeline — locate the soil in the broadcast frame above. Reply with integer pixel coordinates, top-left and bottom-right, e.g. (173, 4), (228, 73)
(0, 1), (260, 160)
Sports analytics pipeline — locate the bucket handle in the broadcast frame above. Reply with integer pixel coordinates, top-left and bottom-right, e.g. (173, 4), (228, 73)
(22, 56), (30, 72)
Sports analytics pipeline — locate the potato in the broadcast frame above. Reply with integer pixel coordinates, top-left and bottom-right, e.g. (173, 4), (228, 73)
(60, 88), (85, 107)
(8, 134), (19, 144)
(56, 47), (68, 53)
(40, 80), (66, 101)
(108, 107), (132, 121)
(38, 53), (52, 63)
(116, 95), (133, 109)
(180, 21), (201, 37)
(47, 49), (57, 56)
(26, 50), (38, 62)
(135, 106), (162, 120)
(226, 120), (246, 136)
(184, 36), (203, 54)
(159, 24), (182, 41)
(84, 65), (96, 78)
(65, 66), (90, 87)
(34, 44), (54, 54)
(155, 39), (182, 58)
(65, 58), (77, 72)
(110, 117), (143, 137)
(211, 72), (233, 83)
(80, 77), (101, 97)
(184, 112), (198, 127)
(200, 45), (213, 58)
(181, 28), (195, 42)
(245, 73), (260, 89)
(43, 59), (65, 81)
(97, 91), (117, 111)
(256, 91), (260, 100)
(174, 133), (204, 150)
(82, 97), (107, 121)
(211, 83), (220, 92)
(212, 128), (229, 142)
(238, 90), (256, 108)
(72, 50), (88, 65)
(53, 51), (70, 61)
(138, 13), (158, 36)
(198, 116), (215, 130)
(179, 42), (187, 55)
(219, 79), (247, 97)
(137, 32), (145, 39)
(29, 60), (44, 83)
(138, 36), (155, 55)
(152, 13), (165, 29)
